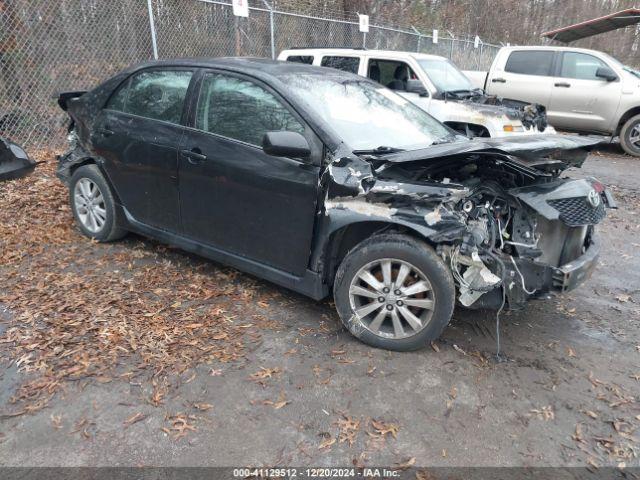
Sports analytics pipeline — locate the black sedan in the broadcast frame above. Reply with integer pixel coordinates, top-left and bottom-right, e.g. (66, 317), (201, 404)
(57, 58), (612, 351)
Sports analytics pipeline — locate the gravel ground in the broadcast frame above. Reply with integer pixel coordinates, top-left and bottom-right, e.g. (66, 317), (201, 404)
(0, 145), (639, 469)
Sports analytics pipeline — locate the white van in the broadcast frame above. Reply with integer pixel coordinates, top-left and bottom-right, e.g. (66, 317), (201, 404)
(278, 48), (556, 138)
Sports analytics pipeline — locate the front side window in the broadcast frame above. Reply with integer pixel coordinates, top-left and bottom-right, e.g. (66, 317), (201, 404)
(505, 51), (554, 77)
(367, 59), (418, 91)
(195, 73), (305, 146)
(560, 52), (608, 80)
(107, 70), (192, 124)
(320, 56), (360, 74)
(284, 74), (452, 151)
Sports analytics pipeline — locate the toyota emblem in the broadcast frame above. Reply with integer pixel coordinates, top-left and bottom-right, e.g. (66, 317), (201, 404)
(587, 189), (601, 208)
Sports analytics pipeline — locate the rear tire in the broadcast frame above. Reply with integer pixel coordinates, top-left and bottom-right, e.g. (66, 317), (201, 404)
(69, 164), (127, 242)
(620, 114), (640, 157)
(333, 234), (455, 351)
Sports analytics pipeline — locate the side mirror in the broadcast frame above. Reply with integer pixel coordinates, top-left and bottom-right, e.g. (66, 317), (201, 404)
(595, 66), (617, 82)
(405, 79), (429, 97)
(262, 131), (311, 158)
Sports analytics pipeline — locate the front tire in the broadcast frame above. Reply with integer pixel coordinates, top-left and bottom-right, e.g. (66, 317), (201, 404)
(333, 234), (455, 351)
(69, 164), (126, 242)
(620, 114), (640, 157)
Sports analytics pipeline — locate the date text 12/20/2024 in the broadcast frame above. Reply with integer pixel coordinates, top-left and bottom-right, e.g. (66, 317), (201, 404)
(233, 468), (402, 478)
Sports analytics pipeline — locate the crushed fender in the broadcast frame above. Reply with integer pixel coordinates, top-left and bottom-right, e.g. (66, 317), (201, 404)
(321, 135), (612, 311)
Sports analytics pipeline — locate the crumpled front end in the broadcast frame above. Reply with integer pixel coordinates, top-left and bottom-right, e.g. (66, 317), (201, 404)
(431, 92), (554, 138)
(321, 136), (613, 311)
(439, 175), (612, 310)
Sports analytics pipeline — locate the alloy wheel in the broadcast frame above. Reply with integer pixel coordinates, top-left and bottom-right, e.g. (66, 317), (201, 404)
(74, 178), (107, 233)
(348, 258), (435, 339)
(630, 124), (640, 148)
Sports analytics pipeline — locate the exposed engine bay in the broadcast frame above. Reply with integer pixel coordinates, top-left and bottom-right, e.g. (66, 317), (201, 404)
(322, 135), (614, 311)
(438, 89), (549, 133)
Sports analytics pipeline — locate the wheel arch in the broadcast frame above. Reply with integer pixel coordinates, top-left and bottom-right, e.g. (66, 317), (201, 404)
(317, 219), (437, 287)
(616, 106), (640, 135)
(65, 153), (123, 206)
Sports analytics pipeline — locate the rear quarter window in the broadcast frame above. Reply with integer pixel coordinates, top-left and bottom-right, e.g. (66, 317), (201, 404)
(505, 51), (554, 77)
(106, 69), (193, 124)
(320, 56), (360, 74)
(285, 55), (314, 65)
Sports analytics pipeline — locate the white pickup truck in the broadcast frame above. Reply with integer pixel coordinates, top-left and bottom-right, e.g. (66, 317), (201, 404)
(465, 46), (640, 156)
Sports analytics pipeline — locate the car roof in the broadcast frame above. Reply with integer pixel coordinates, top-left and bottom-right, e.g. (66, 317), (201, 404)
(126, 56), (357, 81)
(280, 48), (447, 62)
(500, 45), (608, 56)
(85, 57), (368, 154)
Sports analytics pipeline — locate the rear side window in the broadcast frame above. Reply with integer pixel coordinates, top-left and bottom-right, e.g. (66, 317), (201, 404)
(505, 51), (554, 77)
(286, 55), (314, 65)
(195, 73), (305, 146)
(560, 52), (607, 80)
(107, 70), (193, 124)
(320, 56), (360, 74)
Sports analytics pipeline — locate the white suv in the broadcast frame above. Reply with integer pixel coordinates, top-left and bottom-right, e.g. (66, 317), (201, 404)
(278, 48), (556, 138)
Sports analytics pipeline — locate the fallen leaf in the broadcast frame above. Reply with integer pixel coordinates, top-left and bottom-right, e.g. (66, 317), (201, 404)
(318, 436), (336, 450)
(123, 412), (147, 427)
(452, 344), (467, 356)
(370, 419), (399, 439)
(615, 294), (630, 303)
(395, 457), (416, 470)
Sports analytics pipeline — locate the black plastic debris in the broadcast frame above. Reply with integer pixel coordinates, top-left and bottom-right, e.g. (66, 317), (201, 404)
(0, 136), (35, 181)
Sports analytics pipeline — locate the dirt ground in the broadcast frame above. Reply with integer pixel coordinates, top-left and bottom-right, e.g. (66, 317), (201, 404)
(0, 144), (639, 469)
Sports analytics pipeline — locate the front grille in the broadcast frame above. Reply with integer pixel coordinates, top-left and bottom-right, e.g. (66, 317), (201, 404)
(547, 196), (605, 227)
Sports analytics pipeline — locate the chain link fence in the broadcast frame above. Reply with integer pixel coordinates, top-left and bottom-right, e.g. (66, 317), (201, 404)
(0, 0), (501, 150)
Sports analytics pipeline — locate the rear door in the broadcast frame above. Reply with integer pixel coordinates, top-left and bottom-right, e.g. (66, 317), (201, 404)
(547, 51), (622, 132)
(92, 68), (194, 230)
(486, 50), (555, 107)
(177, 70), (321, 276)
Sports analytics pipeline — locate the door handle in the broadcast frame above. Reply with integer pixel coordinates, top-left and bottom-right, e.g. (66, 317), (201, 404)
(96, 127), (114, 136)
(554, 82), (571, 88)
(180, 148), (207, 164)
(491, 78), (506, 83)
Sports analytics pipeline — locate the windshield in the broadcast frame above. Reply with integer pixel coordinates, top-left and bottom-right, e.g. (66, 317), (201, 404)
(283, 75), (453, 151)
(599, 53), (640, 79)
(417, 58), (473, 92)
(624, 66), (640, 79)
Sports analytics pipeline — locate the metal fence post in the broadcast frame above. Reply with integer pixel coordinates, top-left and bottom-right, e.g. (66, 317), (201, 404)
(448, 32), (455, 59)
(363, 31), (367, 49)
(411, 26), (421, 53)
(261, 0), (275, 59)
(146, 0), (159, 59)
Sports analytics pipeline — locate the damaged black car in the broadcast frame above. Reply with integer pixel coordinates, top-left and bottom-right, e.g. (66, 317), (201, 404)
(57, 58), (614, 351)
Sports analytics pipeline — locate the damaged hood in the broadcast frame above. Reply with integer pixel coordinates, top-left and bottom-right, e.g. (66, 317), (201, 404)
(378, 134), (605, 167)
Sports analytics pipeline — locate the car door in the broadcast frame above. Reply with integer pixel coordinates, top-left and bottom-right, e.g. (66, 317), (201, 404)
(92, 68), (194, 230)
(547, 51), (622, 132)
(486, 50), (555, 107)
(178, 70), (321, 276)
